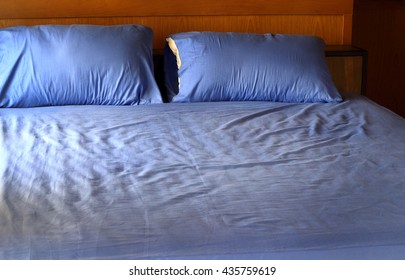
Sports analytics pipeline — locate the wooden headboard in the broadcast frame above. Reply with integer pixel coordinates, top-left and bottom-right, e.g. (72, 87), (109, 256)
(1, 0), (361, 95)
(1, 0), (353, 48)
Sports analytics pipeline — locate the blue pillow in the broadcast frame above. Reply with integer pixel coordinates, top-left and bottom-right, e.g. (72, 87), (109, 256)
(165, 32), (342, 103)
(0, 24), (162, 107)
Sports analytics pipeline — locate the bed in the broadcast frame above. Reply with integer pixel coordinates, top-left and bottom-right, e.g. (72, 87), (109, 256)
(1, 0), (405, 260)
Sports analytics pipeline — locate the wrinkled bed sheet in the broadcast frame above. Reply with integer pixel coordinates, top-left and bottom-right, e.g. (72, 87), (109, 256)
(1, 94), (405, 259)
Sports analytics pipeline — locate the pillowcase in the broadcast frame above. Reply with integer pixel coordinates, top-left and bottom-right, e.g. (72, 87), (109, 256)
(0, 24), (162, 107)
(164, 32), (342, 103)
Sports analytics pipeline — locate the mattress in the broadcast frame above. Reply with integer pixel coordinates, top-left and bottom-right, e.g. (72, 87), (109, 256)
(1, 94), (405, 259)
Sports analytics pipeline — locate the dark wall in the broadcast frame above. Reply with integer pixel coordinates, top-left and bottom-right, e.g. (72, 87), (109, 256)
(353, 0), (405, 118)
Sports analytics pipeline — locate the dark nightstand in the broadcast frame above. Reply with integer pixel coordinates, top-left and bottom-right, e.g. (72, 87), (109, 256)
(325, 45), (368, 96)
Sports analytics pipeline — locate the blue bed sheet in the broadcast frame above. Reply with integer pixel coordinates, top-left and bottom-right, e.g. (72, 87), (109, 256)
(1, 94), (405, 259)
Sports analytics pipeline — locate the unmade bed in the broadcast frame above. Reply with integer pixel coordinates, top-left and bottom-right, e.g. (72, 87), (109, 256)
(2, 94), (405, 259)
(1, 0), (405, 260)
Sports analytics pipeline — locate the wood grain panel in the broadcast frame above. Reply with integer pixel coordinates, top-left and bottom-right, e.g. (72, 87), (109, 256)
(0, 15), (347, 47)
(353, 0), (405, 117)
(0, 0), (353, 45)
(327, 56), (363, 95)
(342, 14), (353, 45)
(0, 0), (353, 18)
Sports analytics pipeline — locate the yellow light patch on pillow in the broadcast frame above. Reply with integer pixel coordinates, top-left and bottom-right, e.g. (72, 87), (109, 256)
(166, 37), (181, 69)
